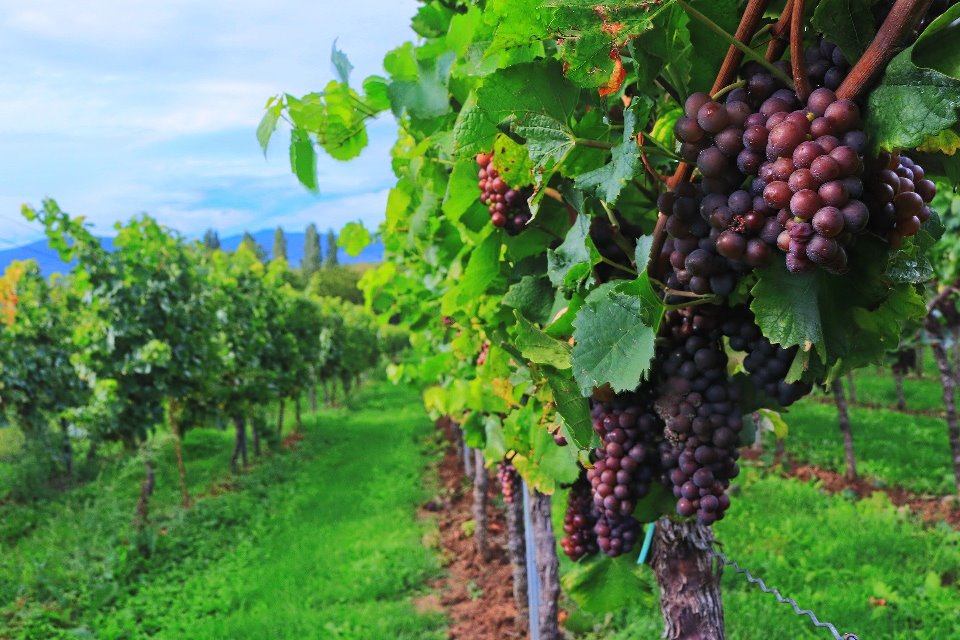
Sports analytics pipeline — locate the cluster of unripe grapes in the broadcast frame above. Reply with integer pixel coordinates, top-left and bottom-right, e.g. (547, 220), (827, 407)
(475, 152), (532, 234)
(586, 392), (665, 556)
(655, 308), (742, 525)
(560, 473), (600, 561)
(496, 460), (521, 504)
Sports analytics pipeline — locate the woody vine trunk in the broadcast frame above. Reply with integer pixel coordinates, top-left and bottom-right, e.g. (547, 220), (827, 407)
(653, 518), (725, 639)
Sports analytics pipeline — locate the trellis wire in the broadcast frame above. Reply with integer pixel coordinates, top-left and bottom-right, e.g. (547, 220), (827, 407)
(707, 543), (859, 640)
(522, 479), (540, 640)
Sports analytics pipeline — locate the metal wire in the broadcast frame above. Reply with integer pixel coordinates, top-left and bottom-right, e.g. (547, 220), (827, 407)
(707, 544), (859, 640)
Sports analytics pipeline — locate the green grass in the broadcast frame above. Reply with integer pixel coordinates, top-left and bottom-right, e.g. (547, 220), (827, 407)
(779, 398), (956, 494)
(0, 382), (446, 639)
(570, 471), (960, 639)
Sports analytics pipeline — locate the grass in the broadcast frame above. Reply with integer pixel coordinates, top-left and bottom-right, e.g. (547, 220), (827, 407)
(0, 382), (446, 639)
(568, 470), (960, 639)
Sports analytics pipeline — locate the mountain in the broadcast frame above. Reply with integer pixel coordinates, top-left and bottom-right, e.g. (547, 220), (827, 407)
(0, 230), (383, 277)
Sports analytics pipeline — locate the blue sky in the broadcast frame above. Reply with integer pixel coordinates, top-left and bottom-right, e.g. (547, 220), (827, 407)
(0, 0), (420, 247)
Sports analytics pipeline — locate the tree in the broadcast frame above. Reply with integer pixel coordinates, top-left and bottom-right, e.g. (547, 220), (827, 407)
(306, 266), (363, 304)
(203, 229), (220, 251)
(325, 230), (338, 267)
(25, 201), (219, 507)
(240, 231), (267, 263)
(272, 226), (287, 261)
(302, 223), (322, 278)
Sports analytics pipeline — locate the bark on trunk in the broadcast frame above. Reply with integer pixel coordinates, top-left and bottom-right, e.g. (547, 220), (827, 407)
(915, 341), (924, 378)
(170, 405), (191, 508)
(86, 440), (98, 463)
(505, 492), (529, 631)
(464, 443), (474, 480)
(310, 383), (318, 413)
(750, 412), (762, 452)
(473, 449), (491, 561)
(133, 455), (155, 530)
(894, 369), (907, 411)
(295, 395), (303, 431)
(60, 418), (73, 477)
(832, 378), (858, 481)
(774, 437), (786, 466)
(530, 489), (560, 640)
(652, 518), (725, 639)
(277, 398), (285, 439)
(929, 337), (960, 496)
(846, 371), (857, 404)
(231, 415), (248, 472)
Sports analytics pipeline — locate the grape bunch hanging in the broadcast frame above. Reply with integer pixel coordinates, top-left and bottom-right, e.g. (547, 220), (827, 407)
(475, 152), (532, 234)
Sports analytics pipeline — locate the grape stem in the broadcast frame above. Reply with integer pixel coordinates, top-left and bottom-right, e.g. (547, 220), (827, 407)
(711, 79), (746, 101)
(676, 0), (793, 90)
(575, 138), (615, 150)
(765, 0), (795, 62)
(656, 75), (683, 106)
(836, 0), (935, 101)
(708, 0), (774, 94)
(790, 0), (813, 102)
(600, 201), (638, 261)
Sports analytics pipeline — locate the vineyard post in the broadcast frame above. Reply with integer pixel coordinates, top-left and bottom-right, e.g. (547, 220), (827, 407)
(277, 398), (285, 438)
(832, 379), (858, 481)
(169, 398), (191, 508)
(894, 366), (907, 411)
(530, 488), (560, 640)
(230, 415), (248, 472)
(59, 417), (72, 477)
(846, 372), (857, 404)
(472, 449), (491, 561)
(925, 295), (960, 495)
(504, 477), (528, 631)
(521, 480), (541, 640)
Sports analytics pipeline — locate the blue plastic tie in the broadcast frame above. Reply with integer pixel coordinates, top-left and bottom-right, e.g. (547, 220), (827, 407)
(637, 521), (656, 565)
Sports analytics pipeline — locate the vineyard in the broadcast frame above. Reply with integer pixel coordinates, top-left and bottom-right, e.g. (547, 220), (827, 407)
(3, 0), (960, 638)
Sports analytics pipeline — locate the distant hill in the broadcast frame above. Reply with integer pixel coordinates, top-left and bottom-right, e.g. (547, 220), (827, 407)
(0, 230), (383, 277)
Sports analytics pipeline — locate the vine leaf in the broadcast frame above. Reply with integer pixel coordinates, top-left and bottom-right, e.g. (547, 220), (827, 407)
(571, 279), (661, 396)
(811, 0), (876, 62)
(330, 40), (353, 85)
(866, 6), (960, 152)
(561, 555), (654, 614)
(513, 311), (572, 370)
(257, 100), (281, 156)
(543, 367), (593, 449)
(574, 96), (652, 204)
(503, 276), (554, 324)
(751, 239), (927, 380)
(547, 214), (599, 288)
(336, 222), (371, 257)
(289, 128), (317, 192)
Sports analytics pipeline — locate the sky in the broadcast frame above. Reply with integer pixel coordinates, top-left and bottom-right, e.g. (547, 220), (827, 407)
(0, 0), (420, 247)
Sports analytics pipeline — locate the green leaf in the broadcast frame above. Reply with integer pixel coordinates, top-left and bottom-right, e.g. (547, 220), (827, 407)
(574, 97), (651, 204)
(571, 280), (660, 395)
(512, 114), (577, 176)
(452, 62), (580, 159)
(361, 76), (391, 112)
(256, 102), (282, 156)
(289, 128), (317, 192)
(543, 367), (593, 449)
(547, 214), (599, 288)
(503, 276), (554, 324)
(684, 0), (740, 92)
(755, 407), (789, 439)
(886, 211), (944, 283)
(866, 6), (960, 151)
(634, 235), (654, 273)
(513, 311), (572, 370)
(750, 241), (927, 378)
(331, 40), (353, 85)
(389, 52), (456, 120)
(561, 555), (654, 614)
(545, 290), (586, 339)
(443, 232), (502, 314)
(336, 222), (371, 257)
(811, 0), (876, 62)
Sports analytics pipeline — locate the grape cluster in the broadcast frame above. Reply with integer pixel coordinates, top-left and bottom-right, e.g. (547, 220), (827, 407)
(721, 306), (813, 407)
(560, 472), (600, 561)
(586, 392), (665, 556)
(476, 340), (490, 366)
(804, 38), (850, 91)
(658, 183), (740, 298)
(655, 308), (742, 525)
(475, 152), (532, 234)
(497, 460), (521, 504)
(590, 214), (644, 283)
(864, 152), (936, 247)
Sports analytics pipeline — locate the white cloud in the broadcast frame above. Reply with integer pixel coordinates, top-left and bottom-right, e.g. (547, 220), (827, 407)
(0, 0), (420, 247)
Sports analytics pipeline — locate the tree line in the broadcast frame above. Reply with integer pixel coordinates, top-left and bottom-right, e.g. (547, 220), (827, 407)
(0, 199), (399, 518)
